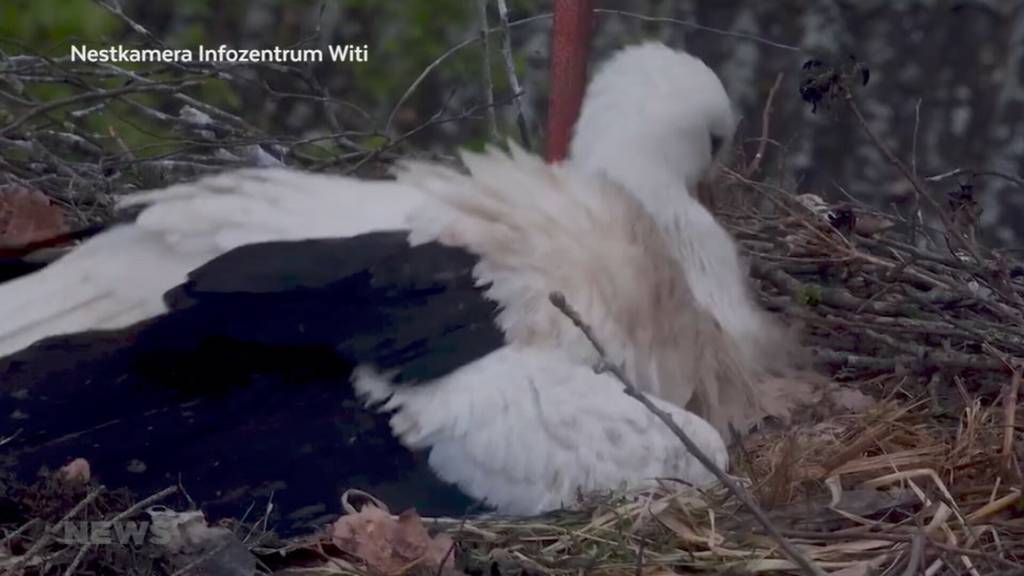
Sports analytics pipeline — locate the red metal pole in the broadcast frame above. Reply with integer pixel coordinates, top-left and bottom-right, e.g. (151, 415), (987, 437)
(545, 0), (594, 163)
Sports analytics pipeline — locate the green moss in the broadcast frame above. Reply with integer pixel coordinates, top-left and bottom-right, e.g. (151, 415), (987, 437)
(799, 284), (823, 307)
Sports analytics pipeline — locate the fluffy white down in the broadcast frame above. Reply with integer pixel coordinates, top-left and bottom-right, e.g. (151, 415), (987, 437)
(401, 146), (756, 433)
(354, 346), (727, 514)
(0, 169), (426, 357)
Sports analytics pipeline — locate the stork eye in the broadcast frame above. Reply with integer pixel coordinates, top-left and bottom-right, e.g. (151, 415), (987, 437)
(709, 134), (725, 158)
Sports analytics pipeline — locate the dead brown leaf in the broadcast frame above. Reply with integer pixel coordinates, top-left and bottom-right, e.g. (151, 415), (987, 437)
(58, 458), (91, 484)
(0, 183), (68, 247)
(329, 506), (459, 576)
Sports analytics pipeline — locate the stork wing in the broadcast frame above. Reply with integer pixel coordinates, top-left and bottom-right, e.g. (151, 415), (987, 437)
(0, 168), (426, 358)
(399, 145), (762, 433)
(356, 346), (727, 514)
(157, 232), (503, 382)
(0, 233), (502, 526)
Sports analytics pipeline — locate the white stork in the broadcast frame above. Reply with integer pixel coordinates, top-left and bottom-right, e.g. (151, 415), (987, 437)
(0, 26), (796, 527)
(0, 44), (798, 432)
(570, 43), (806, 431)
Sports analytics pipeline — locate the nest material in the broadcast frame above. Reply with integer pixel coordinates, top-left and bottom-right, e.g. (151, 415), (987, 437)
(3, 84), (1024, 576)
(718, 173), (1024, 386)
(3, 394), (1022, 576)
(3, 178), (1024, 576)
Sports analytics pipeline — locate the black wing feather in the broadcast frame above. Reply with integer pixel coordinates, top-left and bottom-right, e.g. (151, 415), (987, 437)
(156, 231), (504, 382)
(0, 232), (505, 531)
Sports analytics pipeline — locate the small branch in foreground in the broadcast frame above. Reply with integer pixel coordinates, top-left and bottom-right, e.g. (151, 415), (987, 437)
(475, 0), (500, 141)
(383, 13), (551, 134)
(9, 486), (105, 571)
(548, 291), (827, 576)
(910, 98), (923, 244)
(925, 167), (1024, 190)
(1001, 368), (1022, 478)
(496, 0), (532, 150)
(842, 89), (983, 264)
(744, 72), (783, 179)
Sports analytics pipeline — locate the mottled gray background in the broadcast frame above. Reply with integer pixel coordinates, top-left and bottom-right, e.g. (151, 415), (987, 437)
(4, 0), (1021, 244)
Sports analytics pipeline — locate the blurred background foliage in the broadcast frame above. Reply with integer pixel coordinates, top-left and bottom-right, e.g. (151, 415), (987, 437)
(3, 1), (1024, 246)
(0, 0), (546, 164)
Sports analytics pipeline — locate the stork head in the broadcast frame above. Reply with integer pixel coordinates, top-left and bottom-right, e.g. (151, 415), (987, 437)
(568, 42), (735, 208)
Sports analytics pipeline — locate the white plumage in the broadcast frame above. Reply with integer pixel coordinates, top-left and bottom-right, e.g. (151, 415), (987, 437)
(368, 144), (745, 507)
(355, 347), (725, 514)
(0, 171), (427, 355)
(0, 42), (802, 512)
(572, 43), (805, 431)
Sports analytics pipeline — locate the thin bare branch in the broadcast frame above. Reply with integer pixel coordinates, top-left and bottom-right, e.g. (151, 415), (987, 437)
(744, 72), (783, 179)
(496, 0), (532, 149)
(548, 291), (828, 576)
(475, 0), (500, 141)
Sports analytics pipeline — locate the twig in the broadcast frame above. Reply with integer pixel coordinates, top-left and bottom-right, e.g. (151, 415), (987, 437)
(169, 539), (233, 576)
(496, 0), (532, 149)
(0, 81), (200, 136)
(65, 486), (178, 575)
(90, 0), (165, 46)
(744, 72), (784, 178)
(912, 98), (923, 179)
(926, 167), (1024, 189)
(0, 518), (39, 549)
(592, 9), (803, 53)
(384, 13), (551, 134)
(899, 529), (926, 576)
(9, 486), (105, 570)
(475, 0), (499, 141)
(385, 7), (804, 136)
(63, 542), (92, 576)
(910, 98), (923, 244)
(1002, 368), (1022, 475)
(842, 89), (983, 264)
(547, 291), (827, 576)
(112, 486), (179, 522)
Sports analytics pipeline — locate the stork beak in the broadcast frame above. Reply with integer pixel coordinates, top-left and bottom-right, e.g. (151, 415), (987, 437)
(545, 0), (594, 163)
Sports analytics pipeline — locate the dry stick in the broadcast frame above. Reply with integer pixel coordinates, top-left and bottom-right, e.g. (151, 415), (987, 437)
(547, 291), (827, 576)
(744, 72), (784, 179)
(61, 486), (178, 576)
(926, 167), (1024, 190)
(475, 0), (500, 141)
(899, 530), (926, 576)
(63, 542), (92, 576)
(912, 98), (923, 179)
(779, 529), (1022, 570)
(0, 518), (39, 550)
(384, 13), (551, 134)
(495, 0), (532, 150)
(90, 0), (164, 45)
(592, 9), (802, 52)
(0, 82), (199, 136)
(1002, 369), (1022, 475)
(385, 9), (798, 135)
(842, 89), (983, 265)
(9, 486), (105, 570)
(910, 98), (924, 245)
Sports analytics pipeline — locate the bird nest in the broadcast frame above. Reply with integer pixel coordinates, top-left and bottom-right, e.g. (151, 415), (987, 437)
(3, 76), (1024, 576)
(3, 185), (1023, 576)
(2, 395), (1020, 575)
